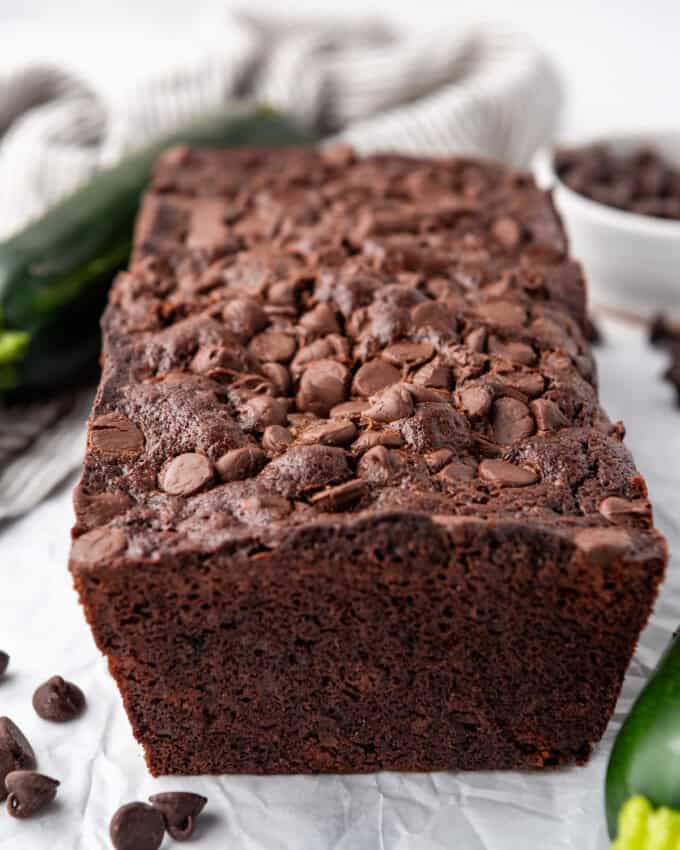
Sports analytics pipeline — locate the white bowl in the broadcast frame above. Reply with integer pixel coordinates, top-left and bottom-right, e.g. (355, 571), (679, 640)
(533, 132), (680, 317)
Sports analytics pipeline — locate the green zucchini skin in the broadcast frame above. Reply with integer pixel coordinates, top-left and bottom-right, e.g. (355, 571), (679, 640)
(0, 105), (310, 399)
(606, 630), (680, 838)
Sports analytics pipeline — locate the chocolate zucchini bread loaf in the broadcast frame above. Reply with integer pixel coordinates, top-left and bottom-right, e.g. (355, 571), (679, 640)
(70, 145), (667, 776)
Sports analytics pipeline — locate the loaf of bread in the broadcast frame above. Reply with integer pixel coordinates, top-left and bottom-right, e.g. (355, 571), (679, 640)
(70, 145), (666, 775)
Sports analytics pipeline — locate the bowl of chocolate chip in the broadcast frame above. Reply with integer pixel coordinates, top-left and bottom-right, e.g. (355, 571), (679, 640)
(534, 132), (680, 316)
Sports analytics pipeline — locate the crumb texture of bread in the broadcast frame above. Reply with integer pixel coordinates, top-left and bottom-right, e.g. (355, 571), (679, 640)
(70, 145), (667, 775)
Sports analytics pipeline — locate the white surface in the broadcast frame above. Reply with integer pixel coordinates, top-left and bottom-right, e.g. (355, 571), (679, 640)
(534, 133), (680, 317)
(1, 318), (679, 850)
(2, 2), (680, 847)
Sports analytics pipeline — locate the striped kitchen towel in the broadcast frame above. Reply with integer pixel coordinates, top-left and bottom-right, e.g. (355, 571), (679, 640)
(0, 12), (562, 521)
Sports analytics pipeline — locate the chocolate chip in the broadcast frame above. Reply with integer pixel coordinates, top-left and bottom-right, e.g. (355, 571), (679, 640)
(309, 479), (367, 512)
(0, 652), (8, 679)
(299, 419), (357, 446)
(261, 362), (291, 395)
(262, 425), (294, 454)
(410, 300), (455, 333)
(412, 361), (452, 389)
(330, 400), (370, 418)
(478, 459), (538, 487)
(382, 341), (434, 368)
(424, 448), (453, 472)
(352, 359), (401, 397)
(531, 398), (569, 431)
(492, 397), (535, 444)
(574, 528), (632, 565)
(222, 297), (269, 341)
(74, 490), (133, 528)
(191, 344), (250, 375)
(70, 526), (127, 565)
(299, 303), (340, 336)
(149, 791), (207, 842)
(33, 676), (85, 722)
(476, 301), (527, 328)
(465, 327), (487, 353)
(159, 453), (214, 496)
(352, 429), (404, 453)
(296, 359), (349, 416)
(216, 447), (266, 482)
(110, 802), (166, 850)
(491, 216), (522, 249)
(364, 384), (414, 423)
(458, 384), (493, 419)
(437, 462), (477, 483)
(498, 371), (545, 398)
(249, 330), (297, 363)
(0, 718), (36, 801)
(599, 496), (651, 524)
(240, 395), (288, 431)
(357, 446), (398, 483)
(5, 771), (59, 819)
(488, 337), (536, 366)
(89, 412), (144, 456)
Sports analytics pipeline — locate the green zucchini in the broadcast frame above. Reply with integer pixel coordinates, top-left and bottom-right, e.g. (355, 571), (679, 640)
(606, 630), (680, 839)
(0, 104), (310, 399)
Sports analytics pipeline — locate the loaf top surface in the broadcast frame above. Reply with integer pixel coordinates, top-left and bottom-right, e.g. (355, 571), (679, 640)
(71, 146), (665, 568)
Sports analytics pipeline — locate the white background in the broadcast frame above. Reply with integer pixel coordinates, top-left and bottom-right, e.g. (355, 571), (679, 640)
(1, 2), (680, 849)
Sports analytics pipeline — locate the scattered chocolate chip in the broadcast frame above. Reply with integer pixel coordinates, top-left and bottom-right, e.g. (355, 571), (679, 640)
(465, 327), (487, 353)
(574, 527), (632, 565)
(299, 303), (340, 336)
(458, 384), (493, 419)
(0, 652), (8, 679)
(216, 447), (267, 482)
(262, 424), (294, 454)
(491, 397), (535, 444)
(599, 496), (652, 524)
(240, 395), (289, 431)
(424, 448), (453, 472)
(352, 359), (401, 397)
(222, 297), (269, 341)
(249, 330), (297, 363)
(329, 400), (370, 418)
(437, 462), (477, 484)
(110, 802), (166, 850)
(382, 341), (434, 368)
(488, 336), (536, 366)
(364, 384), (414, 423)
(352, 429), (403, 453)
(0, 718), (36, 801)
(309, 479), (367, 512)
(412, 361), (452, 389)
(261, 362), (291, 395)
(498, 371), (545, 398)
(531, 398), (569, 431)
(33, 675), (86, 722)
(357, 446), (398, 483)
(89, 412), (144, 456)
(149, 791), (207, 842)
(70, 526), (127, 565)
(296, 359), (349, 416)
(478, 459), (538, 487)
(476, 301), (527, 328)
(5, 771), (59, 819)
(159, 453), (214, 496)
(299, 419), (357, 446)
(649, 313), (680, 347)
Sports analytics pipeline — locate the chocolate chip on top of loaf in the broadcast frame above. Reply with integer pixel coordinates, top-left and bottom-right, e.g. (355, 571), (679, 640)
(70, 147), (666, 778)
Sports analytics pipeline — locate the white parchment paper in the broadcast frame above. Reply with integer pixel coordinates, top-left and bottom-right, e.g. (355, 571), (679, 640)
(1, 316), (678, 850)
